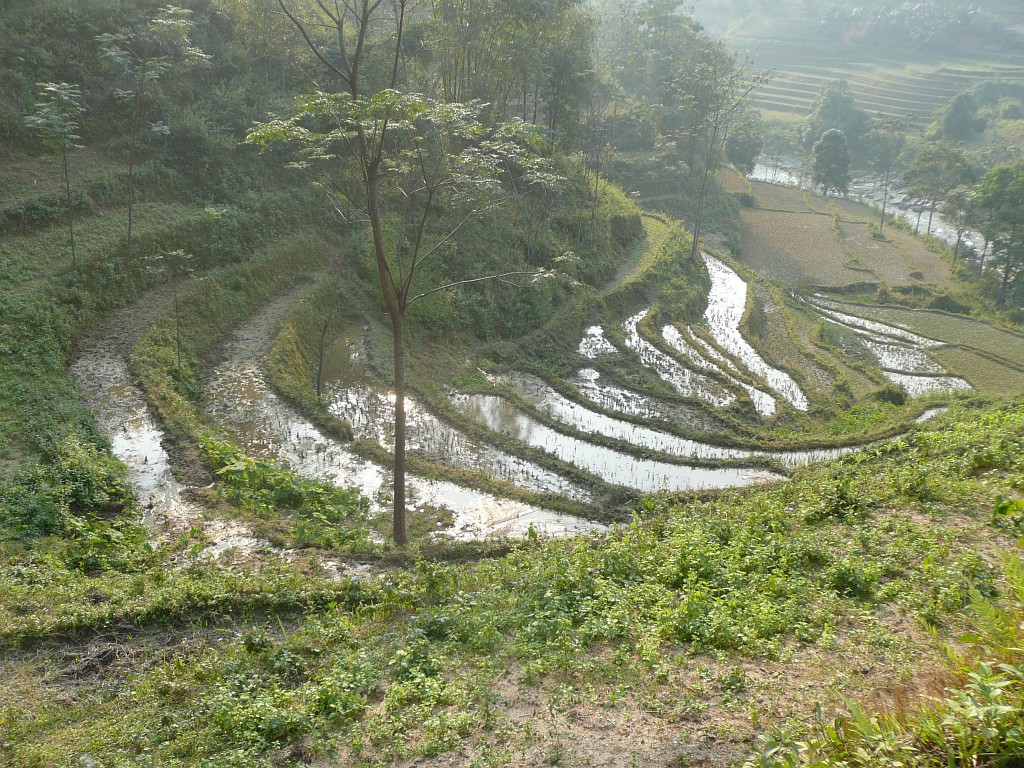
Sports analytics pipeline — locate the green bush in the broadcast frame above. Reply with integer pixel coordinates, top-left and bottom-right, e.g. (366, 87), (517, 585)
(0, 434), (133, 537)
(1, 189), (94, 233)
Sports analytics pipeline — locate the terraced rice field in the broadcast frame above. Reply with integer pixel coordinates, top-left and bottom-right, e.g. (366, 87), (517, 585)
(814, 299), (1024, 396)
(738, 182), (951, 288)
(832, 303), (1024, 364)
(931, 348), (1024, 395)
(737, 46), (1024, 119)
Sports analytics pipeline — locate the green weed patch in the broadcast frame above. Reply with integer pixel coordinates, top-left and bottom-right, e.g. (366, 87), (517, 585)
(5, 398), (1023, 765)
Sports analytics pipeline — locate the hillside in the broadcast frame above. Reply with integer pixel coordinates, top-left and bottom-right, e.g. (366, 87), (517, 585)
(2, 1), (1024, 767)
(691, 0), (1024, 140)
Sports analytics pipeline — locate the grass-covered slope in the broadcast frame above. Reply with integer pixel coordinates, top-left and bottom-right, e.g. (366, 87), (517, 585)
(1, 398), (1022, 766)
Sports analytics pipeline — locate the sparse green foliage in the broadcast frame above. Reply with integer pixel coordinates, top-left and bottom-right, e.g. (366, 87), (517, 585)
(97, 4), (209, 261)
(249, 0), (560, 545)
(746, 555), (1024, 768)
(24, 82), (85, 272)
(865, 114), (911, 234)
(203, 438), (370, 549)
(904, 141), (974, 236)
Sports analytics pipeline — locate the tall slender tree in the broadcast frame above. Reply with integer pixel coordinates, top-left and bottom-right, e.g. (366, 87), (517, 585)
(24, 83), (85, 274)
(683, 42), (766, 260)
(97, 5), (208, 261)
(865, 114), (911, 235)
(253, 0), (557, 545)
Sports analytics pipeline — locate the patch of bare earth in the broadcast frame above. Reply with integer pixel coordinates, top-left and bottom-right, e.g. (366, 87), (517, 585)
(830, 200), (950, 287)
(312, 627), (951, 768)
(739, 190), (858, 286)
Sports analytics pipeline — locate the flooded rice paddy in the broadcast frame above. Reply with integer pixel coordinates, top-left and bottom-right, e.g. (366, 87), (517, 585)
(324, 384), (589, 501)
(701, 254), (810, 412)
(203, 295), (602, 540)
(659, 323), (775, 415)
(452, 392), (784, 491)
(488, 372), (867, 469)
(571, 368), (725, 432)
(71, 294), (269, 560)
(811, 298), (972, 396)
(623, 310), (737, 407)
(615, 253), (813, 417)
(72, 352), (201, 531)
(578, 325), (618, 359)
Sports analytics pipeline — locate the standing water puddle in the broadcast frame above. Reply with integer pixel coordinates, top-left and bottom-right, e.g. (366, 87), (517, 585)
(698, 254), (809, 412)
(578, 325), (618, 359)
(203, 296), (601, 539)
(452, 391), (784, 491)
(71, 295), (265, 559)
(811, 299), (971, 396)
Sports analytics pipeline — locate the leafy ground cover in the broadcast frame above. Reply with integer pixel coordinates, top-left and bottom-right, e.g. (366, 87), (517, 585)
(2, 397), (1022, 766)
(748, 557), (1024, 767)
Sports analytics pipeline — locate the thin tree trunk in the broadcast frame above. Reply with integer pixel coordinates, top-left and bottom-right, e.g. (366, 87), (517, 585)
(879, 166), (891, 234)
(1000, 225), (1018, 304)
(366, 164), (408, 546)
(914, 208), (923, 235)
(953, 229), (964, 260)
(691, 122), (720, 262)
(392, 310), (407, 546)
(927, 203), (936, 235)
(63, 148), (77, 274)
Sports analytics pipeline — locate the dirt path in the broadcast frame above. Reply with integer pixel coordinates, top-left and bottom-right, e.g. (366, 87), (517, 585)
(70, 283), (264, 556)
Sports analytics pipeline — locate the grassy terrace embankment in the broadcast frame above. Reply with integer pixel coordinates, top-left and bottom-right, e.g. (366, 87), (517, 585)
(3, 394), (1023, 766)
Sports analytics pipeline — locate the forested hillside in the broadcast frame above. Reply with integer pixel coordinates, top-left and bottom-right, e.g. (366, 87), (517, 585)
(1, 1), (1024, 766)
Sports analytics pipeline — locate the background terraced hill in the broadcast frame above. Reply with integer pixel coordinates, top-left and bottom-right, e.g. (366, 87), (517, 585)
(692, 1), (1024, 120)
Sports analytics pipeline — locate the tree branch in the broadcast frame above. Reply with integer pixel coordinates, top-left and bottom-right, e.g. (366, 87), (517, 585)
(408, 270), (544, 306)
(277, 0), (350, 85)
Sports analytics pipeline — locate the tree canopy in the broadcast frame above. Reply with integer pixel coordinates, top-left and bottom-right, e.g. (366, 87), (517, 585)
(801, 80), (869, 161)
(811, 128), (850, 196)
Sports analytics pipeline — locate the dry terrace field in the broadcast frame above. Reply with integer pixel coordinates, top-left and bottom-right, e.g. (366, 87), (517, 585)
(737, 181), (951, 288)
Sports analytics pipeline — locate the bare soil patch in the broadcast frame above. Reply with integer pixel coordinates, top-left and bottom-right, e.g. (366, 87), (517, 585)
(739, 208), (857, 286)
